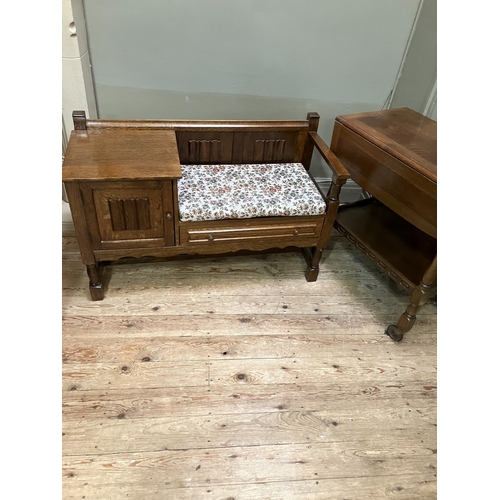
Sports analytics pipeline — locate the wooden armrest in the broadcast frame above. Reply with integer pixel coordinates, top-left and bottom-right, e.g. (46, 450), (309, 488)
(309, 132), (350, 183)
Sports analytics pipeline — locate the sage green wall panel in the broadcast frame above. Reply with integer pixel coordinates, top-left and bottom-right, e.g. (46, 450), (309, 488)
(82, 0), (421, 179)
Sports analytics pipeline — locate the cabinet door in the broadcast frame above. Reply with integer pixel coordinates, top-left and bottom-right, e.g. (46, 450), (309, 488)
(81, 180), (175, 249)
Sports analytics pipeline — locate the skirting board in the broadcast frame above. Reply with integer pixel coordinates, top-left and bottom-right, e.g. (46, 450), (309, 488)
(316, 178), (363, 204)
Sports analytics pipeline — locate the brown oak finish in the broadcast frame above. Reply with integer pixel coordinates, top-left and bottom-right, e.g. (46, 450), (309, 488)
(63, 111), (348, 300)
(63, 129), (182, 181)
(330, 108), (437, 341)
(180, 216), (324, 245)
(336, 108), (436, 181)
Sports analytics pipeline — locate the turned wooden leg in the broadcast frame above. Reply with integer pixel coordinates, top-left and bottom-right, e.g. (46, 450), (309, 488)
(386, 256), (437, 341)
(86, 264), (104, 301)
(303, 179), (345, 282)
(305, 247), (322, 282)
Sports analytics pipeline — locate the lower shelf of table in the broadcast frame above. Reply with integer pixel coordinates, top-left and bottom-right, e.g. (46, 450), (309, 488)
(334, 198), (436, 291)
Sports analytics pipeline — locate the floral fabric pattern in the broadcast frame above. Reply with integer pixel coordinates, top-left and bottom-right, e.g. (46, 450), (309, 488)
(178, 163), (326, 222)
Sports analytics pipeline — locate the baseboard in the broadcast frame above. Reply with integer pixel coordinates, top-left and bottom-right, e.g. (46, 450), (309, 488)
(316, 178), (363, 203)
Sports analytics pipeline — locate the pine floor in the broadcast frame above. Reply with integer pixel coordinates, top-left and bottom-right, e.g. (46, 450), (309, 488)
(62, 224), (437, 499)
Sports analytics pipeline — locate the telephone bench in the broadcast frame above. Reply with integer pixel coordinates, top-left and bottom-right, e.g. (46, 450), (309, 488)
(63, 111), (350, 300)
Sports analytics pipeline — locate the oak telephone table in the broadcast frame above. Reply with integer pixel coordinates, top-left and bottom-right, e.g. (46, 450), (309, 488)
(330, 108), (437, 341)
(62, 111), (349, 300)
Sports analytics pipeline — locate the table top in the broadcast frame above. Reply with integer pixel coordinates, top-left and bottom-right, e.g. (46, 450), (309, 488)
(336, 107), (436, 183)
(62, 128), (182, 182)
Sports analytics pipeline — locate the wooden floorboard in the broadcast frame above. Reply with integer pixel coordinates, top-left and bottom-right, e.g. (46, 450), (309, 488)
(62, 233), (437, 499)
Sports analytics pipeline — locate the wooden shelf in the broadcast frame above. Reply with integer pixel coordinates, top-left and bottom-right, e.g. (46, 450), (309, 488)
(334, 199), (436, 290)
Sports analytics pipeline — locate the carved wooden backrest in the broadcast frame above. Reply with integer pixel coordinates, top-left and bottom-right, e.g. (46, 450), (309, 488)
(176, 128), (308, 165)
(73, 111), (319, 167)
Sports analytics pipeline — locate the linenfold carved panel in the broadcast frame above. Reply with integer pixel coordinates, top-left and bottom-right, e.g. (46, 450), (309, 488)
(91, 183), (165, 243)
(176, 131), (299, 164)
(188, 140), (222, 163)
(108, 197), (151, 231)
(253, 139), (286, 162)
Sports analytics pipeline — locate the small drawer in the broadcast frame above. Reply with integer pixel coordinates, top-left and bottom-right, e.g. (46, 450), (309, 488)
(179, 217), (324, 245)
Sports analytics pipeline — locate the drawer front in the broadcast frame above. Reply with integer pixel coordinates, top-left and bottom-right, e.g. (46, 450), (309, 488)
(180, 217), (324, 245)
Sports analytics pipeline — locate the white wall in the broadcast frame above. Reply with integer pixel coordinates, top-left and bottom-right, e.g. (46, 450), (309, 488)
(62, 0), (97, 141)
(390, 0), (437, 118)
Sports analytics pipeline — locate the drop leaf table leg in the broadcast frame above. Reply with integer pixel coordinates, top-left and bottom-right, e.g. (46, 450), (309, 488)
(386, 255), (437, 341)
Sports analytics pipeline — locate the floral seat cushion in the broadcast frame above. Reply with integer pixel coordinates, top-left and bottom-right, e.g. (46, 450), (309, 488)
(178, 163), (326, 222)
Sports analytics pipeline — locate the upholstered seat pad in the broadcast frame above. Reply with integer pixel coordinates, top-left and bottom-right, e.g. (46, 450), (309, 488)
(178, 163), (326, 222)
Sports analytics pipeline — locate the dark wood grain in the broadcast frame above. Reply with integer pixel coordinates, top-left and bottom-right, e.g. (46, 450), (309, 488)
(62, 129), (182, 181)
(64, 182), (96, 265)
(161, 181), (176, 247)
(331, 125), (436, 237)
(85, 119), (310, 132)
(63, 111), (350, 299)
(72, 110), (87, 130)
(336, 107), (436, 181)
(334, 199), (436, 289)
(309, 132), (350, 182)
(179, 216), (324, 245)
(330, 108), (437, 339)
(300, 112), (319, 170)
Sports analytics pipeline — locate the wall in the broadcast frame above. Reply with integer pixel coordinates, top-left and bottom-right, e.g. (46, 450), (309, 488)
(62, 0), (98, 140)
(62, 0), (99, 202)
(81, 0), (421, 190)
(390, 0), (437, 118)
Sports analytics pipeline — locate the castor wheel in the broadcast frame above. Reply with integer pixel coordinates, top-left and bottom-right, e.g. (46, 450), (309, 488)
(385, 325), (404, 342)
